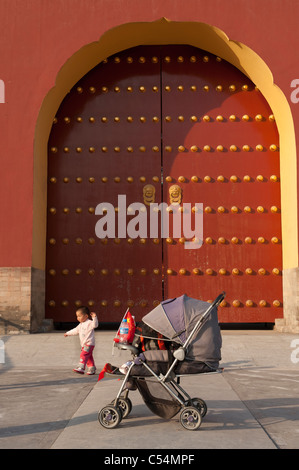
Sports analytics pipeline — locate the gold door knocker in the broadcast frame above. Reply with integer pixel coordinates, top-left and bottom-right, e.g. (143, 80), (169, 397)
(143, 184), (155, 206)
(169, 184), (182, 205)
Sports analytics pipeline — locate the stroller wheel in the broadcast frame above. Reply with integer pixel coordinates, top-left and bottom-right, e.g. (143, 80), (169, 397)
(117, 397), (132, 419)
(190, 397), (207, 417)
(180, 406), (202, 431)
(98, 405), (122, 429)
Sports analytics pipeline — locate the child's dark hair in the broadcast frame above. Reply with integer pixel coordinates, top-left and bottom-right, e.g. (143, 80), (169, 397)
(77, 305), (91, 319)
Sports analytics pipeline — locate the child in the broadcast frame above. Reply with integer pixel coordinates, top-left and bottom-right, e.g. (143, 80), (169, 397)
(64, 306), (99, 374)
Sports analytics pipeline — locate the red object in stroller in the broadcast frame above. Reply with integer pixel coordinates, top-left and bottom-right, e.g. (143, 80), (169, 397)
(98, 292), (225, 431)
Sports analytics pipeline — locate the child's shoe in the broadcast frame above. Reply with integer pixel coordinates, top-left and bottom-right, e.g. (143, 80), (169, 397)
(86, 366), (96, 375)
(73, 366), (85, 374)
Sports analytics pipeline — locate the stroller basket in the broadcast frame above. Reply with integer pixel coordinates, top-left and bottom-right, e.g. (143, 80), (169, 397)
(135, 377), (181, 419)
(98, 291), (225, 431)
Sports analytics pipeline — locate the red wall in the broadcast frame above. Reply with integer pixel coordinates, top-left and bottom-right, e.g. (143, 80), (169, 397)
(0, 0), (298, 266)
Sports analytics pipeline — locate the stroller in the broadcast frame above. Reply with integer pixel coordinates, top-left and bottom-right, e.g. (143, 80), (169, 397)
(98, 291), (225, 431)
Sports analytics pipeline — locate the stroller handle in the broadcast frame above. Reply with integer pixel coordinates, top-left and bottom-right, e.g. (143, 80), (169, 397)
(213, 291), (226, 308)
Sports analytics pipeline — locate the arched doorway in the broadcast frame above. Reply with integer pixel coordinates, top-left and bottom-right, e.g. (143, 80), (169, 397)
(45, 44), (283, 323)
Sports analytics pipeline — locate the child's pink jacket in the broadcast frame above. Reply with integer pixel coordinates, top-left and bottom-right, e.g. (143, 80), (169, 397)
(65, 317), (99, 347)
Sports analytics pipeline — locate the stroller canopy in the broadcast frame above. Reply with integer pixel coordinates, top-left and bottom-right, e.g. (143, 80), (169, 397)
(142, 294), (222, 364)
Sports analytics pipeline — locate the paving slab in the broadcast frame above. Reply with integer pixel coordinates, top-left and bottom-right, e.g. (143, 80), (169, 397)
(0, 329), (298, 449)
(51, 371), (277, 449)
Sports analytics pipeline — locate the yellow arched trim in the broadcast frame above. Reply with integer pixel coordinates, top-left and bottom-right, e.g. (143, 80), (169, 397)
(33, 17), (297, 270)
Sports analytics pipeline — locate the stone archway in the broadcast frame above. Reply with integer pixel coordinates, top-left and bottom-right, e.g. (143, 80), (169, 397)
(33, 18), (298, 331)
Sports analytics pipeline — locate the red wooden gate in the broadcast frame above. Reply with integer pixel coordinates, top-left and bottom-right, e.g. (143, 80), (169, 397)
(46, 45), (283, 323)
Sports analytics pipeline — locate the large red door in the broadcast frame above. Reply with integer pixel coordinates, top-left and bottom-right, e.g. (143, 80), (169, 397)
(46, 45), (283, 323)
(161, 45), (282, 322)
(46, 46), (163, 322)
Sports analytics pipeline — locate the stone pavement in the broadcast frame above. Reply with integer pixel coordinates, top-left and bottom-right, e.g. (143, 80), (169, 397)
(0, 328), (298, 450)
